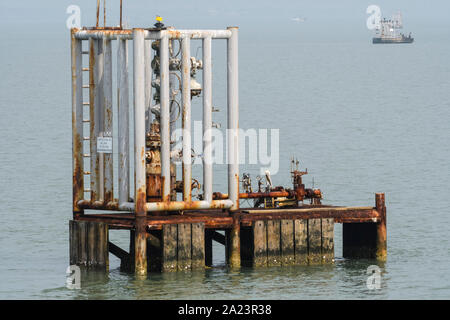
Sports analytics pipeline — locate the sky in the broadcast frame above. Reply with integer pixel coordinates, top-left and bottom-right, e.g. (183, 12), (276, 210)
(1, 0), (449, 37)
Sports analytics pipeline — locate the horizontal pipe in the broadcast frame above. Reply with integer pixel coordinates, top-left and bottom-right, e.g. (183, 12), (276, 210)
(77, 200), (119, 210)
(74, 29), (133, 40)
(73, 29), (232, 40)
(164, 29), (232, 39)
(242, 207), (377, 214)
(213, 191), (293, 200)
(240, 191), (291, 199)
(145, 200), (233, 212)
(77, 199), (233, 212)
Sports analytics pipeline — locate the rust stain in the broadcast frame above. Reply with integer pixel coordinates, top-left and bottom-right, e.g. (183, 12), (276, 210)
(135, 186), (147, 215)
(168, 30), (181, 39)
(105, 106), (112, 127)
(146, 174), (162, 202)
(72, 132), (83, 213)
(104, 190), (113, 204)
(141, 147), (145, 165)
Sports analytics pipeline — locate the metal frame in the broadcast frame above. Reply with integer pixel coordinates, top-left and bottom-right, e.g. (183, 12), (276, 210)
(71, 27), (239, 214)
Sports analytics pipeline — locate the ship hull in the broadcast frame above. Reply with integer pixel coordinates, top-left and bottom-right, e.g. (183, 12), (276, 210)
(373, 37), (414, 44)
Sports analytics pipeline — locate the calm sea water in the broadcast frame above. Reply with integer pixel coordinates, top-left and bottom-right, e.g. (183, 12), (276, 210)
(1, 12), (450, 299)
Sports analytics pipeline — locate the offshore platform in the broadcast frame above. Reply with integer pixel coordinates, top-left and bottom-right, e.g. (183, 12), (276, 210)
(69, 1), (387, 277)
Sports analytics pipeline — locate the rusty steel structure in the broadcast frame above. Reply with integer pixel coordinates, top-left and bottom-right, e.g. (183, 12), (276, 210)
(70, 6), (387, 277)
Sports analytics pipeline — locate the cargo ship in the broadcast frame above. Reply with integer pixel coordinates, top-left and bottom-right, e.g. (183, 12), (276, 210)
(373, 12), (414, 44)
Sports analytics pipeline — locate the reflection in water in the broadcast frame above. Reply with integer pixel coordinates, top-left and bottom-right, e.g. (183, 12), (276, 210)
(49, 260), (389, 300)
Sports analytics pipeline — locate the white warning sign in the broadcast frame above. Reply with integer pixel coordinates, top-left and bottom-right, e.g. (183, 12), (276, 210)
(97, 137), (113, 153)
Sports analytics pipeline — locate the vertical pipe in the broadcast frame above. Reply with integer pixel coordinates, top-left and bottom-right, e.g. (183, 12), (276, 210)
(96, 0), (100, 28)
(99, 146), (104, 201)
(227, 27), (239, 210)
(202, 36), (213, 203)
(104, 39), (113, 203)
(71, 31), (84, 215)
(133, 30), (147, 212)
(375, 193), (387, 261)
(144, 40), (153, 133)
(169, 41), (178, 201)
(160, 34), (171, 202)
(169, 40), (178, 151)
(181, 36), (192, 202)
(118, 39), (130, 205)
(133, 29), (147, 277)
(120, 0), (123, 29)
(89, 39), (104, 202)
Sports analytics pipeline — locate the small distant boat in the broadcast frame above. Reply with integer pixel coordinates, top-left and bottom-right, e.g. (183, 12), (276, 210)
(291, 17), (306, 23)
(372, 12), (414, 44)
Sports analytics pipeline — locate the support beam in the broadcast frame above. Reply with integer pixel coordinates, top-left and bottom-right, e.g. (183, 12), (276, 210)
(212, 231), (226, 245)
(69, 220), (80, 265)
(69, 220), (109, 270)
(79, 220), (88, 265)
(267, 220), (281, 266)
(177, 223), (192, 271)
(253, 220), (267, 267)
(375, 193), (387, 261)
(281, 220), (295, 265)
(108, 241), (129, 262)
(87, 221), (97, 266)
(227, 213), (241, 268)
(129, 230), (135, 272)
(191, 223), (205, 269)
(205, 229), (213, 267)
(162, 224), (177, 271)
(147, 232), (162, 272)
(308, 218), (322, 264)
(294, 219), (308, 264)
(321, 218), (334, 263)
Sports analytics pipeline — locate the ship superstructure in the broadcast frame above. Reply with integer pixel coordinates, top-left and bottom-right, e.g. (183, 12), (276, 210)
(373, 12), (414, 44)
